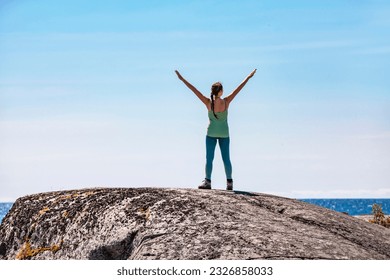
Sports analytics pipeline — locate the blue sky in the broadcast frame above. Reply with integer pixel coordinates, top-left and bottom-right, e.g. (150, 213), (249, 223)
(0, 0), (389, 201)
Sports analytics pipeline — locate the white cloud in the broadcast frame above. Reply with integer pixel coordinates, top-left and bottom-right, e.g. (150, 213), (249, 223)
(257, 40), (355, 52)
(0, 85), (80, 98)
(357, 132), (390, 140)
(259, 154), (327, 161)
(351, 46), (390, 55)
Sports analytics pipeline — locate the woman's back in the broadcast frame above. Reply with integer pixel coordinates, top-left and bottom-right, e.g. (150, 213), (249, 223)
(207, 98), (228, 112)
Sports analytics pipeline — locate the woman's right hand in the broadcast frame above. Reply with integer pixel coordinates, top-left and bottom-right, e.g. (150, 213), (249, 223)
(175, 70), (184, 81)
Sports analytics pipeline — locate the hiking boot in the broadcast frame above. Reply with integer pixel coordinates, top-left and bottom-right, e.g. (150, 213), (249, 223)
(226, 179), (233, 191)
(198, 179), (211, 189)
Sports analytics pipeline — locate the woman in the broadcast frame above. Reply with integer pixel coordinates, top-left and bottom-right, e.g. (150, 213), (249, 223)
(175, 69), (256, 190)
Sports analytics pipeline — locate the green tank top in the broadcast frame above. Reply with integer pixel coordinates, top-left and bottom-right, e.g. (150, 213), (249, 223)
(207, 109), (229, 138)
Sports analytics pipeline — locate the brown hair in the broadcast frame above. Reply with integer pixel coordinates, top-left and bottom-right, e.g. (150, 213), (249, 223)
(210, 82), (223, 119)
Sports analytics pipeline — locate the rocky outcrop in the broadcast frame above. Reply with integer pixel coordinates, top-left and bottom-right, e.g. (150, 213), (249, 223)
(0, 187), (389, 260)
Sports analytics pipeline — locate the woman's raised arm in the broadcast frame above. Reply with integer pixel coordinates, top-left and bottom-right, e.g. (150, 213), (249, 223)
(225, 69), (257, 105)
(175, 70), (209, 107)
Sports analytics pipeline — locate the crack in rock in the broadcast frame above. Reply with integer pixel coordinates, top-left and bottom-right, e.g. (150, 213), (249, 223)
(89, 230), (139, 260)
(0, 243), (6, 256)
(129, 232), (168, 259)
(88, 231), (168, 260)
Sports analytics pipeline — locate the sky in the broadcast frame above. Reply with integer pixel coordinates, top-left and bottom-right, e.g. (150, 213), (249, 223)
(0, 0), (389, 201)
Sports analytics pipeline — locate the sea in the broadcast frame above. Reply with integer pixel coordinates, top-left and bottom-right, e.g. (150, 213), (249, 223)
(1, 199), (390, 224)
(1, 203), (14, 224)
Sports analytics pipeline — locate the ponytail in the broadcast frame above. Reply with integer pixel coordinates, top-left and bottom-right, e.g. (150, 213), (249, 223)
(210, 82), (223, 119)
(210, 93), (218, 119)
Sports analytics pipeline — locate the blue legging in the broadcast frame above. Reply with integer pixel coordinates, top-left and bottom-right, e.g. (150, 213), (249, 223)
(205, 136), (232, 180)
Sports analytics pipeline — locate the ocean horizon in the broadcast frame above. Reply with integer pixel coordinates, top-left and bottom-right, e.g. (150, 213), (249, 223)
(1, 199), (390, 224)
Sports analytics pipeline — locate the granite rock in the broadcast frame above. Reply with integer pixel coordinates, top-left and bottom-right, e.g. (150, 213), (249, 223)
(0, 187), (389, 260)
